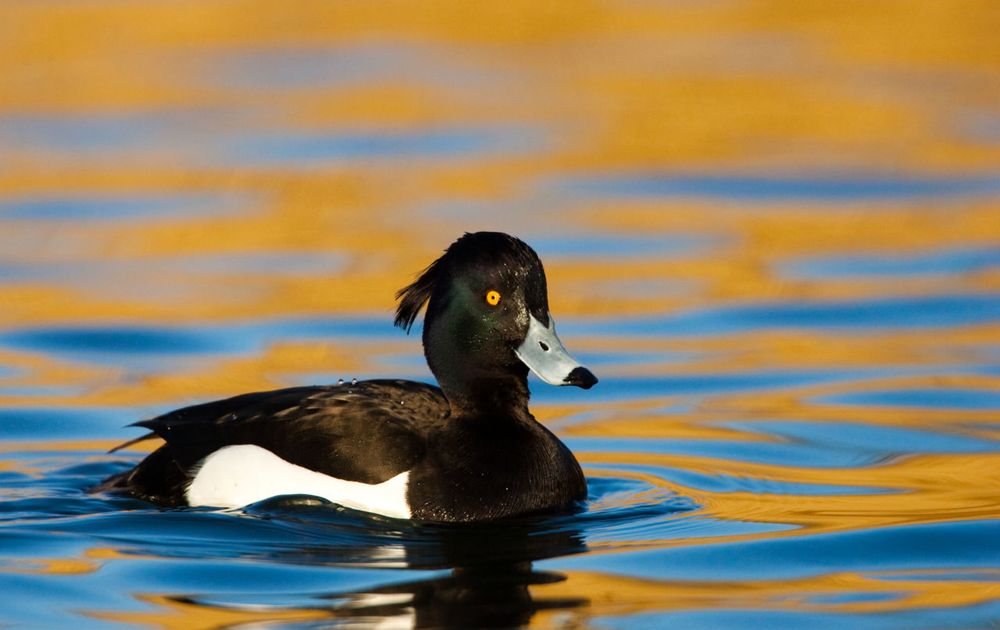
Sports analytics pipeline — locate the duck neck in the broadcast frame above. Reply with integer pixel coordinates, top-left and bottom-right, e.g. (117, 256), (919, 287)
(440, 373), (533, 418)
(422, 306), (534, 419)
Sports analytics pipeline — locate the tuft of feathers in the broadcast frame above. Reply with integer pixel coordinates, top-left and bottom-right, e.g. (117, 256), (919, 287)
(394, 254), (445, 334)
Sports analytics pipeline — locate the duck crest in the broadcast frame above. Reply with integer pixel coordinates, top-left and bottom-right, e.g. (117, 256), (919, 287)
(394, 253), (444, 334)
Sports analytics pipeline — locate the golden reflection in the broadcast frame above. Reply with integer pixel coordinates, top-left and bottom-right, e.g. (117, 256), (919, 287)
(533, 569), (1000, 618)
(579, 450), (1000, 543)
(75, 565), (1000, 628)
(87, 594), (327, 630)
(1, 0), (999, 627)
(0, 439), (138, 455)
(76, 340), (379, 408)
(2, 557), (98, 576)
(1, 198), (997, 327)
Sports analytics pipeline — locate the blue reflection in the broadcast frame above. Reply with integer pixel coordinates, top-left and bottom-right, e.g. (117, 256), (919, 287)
(0, 252), (347, 287)
(0, 327), (242, 357)
(0, 193), (248, 221)
(559, 173), (1000, 201)
(209, 44), (510, 91)
(569, 435), (881, 469)
(556, 519), (1000, 581)
(532, 371), (863, 404)
(530, 234), (721, 259)
(594, 600), (1000, 630)
(564, 293), (1000, 337)
(781, 247), (1000, 279)
(0, 110), (232, 156)
(725, 420), (999, 454)
(227, 126), (542, 165)
(0, 407), (132, 439)
(606, 462), (892, 496)
(820, 388), (1000, 411)
(0, 317), (393, 371)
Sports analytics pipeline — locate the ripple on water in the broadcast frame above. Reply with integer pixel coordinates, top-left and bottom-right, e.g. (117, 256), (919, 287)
(531, 372), (874, 407)
(779, 246), (1000, 280)
(0, 110), (238, 160)
(722, 420), (1000, 455)
(224, 126), (545, 167)
(1, 4), (999, 628)
(564, 293), (1000, 337)
(604, 462), (894, 497)
(0, 192), (250, 221)
(0, 317), (392, 371)
(594, 601), (1000, 630)
(572, 434), (885, 469)
(818, 388), (1000, 411)
(0, 252), (350, 286)
(0, 327), (233, 357)
(206, 44), (516, 91)
(555, 172), (1000, 201)
(530, 233), (724, 260)
(0, 407), (131, 440)
(558, 518), (1000, 582)
(0, 457), (694, 568)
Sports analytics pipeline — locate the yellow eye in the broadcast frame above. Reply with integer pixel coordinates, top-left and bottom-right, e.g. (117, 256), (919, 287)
(485, 290), (501, 306)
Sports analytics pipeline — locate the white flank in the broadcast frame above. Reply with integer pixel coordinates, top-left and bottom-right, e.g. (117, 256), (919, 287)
(185, 444), (411, 519)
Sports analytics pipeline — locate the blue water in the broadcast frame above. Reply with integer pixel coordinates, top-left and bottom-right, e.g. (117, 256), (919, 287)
(559, 173), (1000, 201)
(0, 193), (250, 221)
(2, 5), (1000, 627)
(1, 241), (997, 627)
(1, 203), (998, 627)
(227, 126), (544, 166)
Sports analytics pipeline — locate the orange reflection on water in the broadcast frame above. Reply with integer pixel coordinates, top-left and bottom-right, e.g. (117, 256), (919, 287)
(579, 450), (1000, 543)
(87, 594), (327, 630)
(533, 569), (1000, 620)
(1, 0), (999, 627)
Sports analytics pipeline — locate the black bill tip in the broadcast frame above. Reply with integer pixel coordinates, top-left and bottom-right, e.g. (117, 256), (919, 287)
(563, 366), (598, 390)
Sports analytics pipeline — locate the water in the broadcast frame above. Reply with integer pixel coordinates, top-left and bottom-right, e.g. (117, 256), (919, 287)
(2, 2), (1000, 628)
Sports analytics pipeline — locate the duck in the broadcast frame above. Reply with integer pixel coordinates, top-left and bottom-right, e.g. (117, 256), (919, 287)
(96, 232), (597, 522)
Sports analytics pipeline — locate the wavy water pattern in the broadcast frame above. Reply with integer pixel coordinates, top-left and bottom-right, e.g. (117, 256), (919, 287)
(1, 1), (999, 628)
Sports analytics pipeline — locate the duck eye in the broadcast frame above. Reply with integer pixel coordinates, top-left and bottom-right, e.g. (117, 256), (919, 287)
(485, 290), (501, 306)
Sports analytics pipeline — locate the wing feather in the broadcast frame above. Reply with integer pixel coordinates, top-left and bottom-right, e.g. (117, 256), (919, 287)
(112, 380), (447, 504)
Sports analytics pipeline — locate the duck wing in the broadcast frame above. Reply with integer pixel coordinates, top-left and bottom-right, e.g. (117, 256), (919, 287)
(104, 380), (447, 505)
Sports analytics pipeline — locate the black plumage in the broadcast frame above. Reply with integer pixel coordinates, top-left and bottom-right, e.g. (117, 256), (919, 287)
(96, 232), (596, 522)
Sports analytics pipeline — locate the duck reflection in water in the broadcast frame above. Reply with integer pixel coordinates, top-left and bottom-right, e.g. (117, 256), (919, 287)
(175, 498), (589, 629)
(319, 561), (584, 629)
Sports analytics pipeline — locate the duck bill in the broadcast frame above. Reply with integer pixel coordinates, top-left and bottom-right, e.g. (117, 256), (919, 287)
(514, 315), (598, 389)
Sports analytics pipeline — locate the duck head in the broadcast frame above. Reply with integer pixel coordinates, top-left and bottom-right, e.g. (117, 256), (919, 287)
(395, 232), (597, 410)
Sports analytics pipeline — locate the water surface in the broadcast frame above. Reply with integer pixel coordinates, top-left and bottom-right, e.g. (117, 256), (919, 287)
(1, 2), (999, 628)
